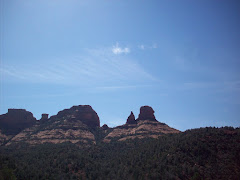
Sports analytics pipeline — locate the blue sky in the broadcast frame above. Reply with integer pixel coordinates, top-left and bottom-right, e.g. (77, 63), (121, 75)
(0, 0), (239, 131)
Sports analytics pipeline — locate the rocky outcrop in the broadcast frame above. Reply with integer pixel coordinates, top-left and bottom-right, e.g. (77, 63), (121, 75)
(104, 120), (180, 142)
(126, 111), (136, 124)
(102, 124), (109, 130)
(52, 105), (100, 128)
(0, 109), (36, 135)
(6, 118), (96, 146)
(5, 105), (99, 146)
(137, 106), (156, 121)
(104, 106), (180, 142)
(40, 113), (49, 121)
(7, 127), (95, 146)
(0, 105), (180, 146)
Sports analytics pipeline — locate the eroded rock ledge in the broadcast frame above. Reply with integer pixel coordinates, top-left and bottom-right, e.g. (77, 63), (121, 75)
(0, 105), (180, 146)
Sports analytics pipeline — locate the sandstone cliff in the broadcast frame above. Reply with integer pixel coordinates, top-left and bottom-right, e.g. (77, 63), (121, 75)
(126, 111), (136, 124)
(0, 105), (180, 146)
(52, 105), (100, 128)
(5, 105), (99, 146)
(0, 109), (36, 135)
(104, 106), (180, 142)
(136, 106), (156, 121)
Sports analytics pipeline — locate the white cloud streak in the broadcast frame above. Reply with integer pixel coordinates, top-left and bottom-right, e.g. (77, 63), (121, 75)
(1, 46), (157, 89)
(112, 43), (130, 55)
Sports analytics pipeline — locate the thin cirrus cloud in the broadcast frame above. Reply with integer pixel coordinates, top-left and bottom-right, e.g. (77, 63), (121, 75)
(1, 46), (157, 88)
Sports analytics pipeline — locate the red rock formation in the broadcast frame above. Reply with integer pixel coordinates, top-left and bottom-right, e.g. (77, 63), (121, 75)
(53, 105), (100, 128)
(40, 113), (49, 121)
(102, 124), (109, 130)
(0, 109), (36, 135)
(137, 106), (156, 121)
(126, 111), (136, 124)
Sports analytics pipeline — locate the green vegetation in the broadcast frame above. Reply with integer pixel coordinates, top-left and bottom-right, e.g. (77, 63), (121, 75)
(0, 127), (239, 180)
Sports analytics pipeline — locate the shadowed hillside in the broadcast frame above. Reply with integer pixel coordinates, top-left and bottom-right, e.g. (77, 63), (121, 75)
(0, 127), (239, 179)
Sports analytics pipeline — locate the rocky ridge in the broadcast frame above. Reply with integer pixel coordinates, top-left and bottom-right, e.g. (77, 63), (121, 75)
(104, 106), (180, 142)
(137, 106), (156, 121)
(5, 105), (99, 146)
(126, 111), (136, 124)
(0, 105), (180, 146)
(0, 109), (36, 136)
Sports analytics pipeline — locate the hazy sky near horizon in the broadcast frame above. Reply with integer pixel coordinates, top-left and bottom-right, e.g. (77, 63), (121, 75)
(0, 0), (239, 131)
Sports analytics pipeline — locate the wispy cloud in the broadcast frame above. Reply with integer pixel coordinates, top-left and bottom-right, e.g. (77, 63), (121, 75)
(1, 46), (157, 89)
(138, 43), (157, 50)
(138, 44), (145, 50)
(91, 84), (154, 93)
(151, 43), (157, 49)
(112, 43), (130, 55)
(181, 82), (216, 90)
(179, 80), (240, 96)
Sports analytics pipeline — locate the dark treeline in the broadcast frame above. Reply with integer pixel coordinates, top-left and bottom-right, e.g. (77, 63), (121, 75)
(0, 127), (240, 180)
